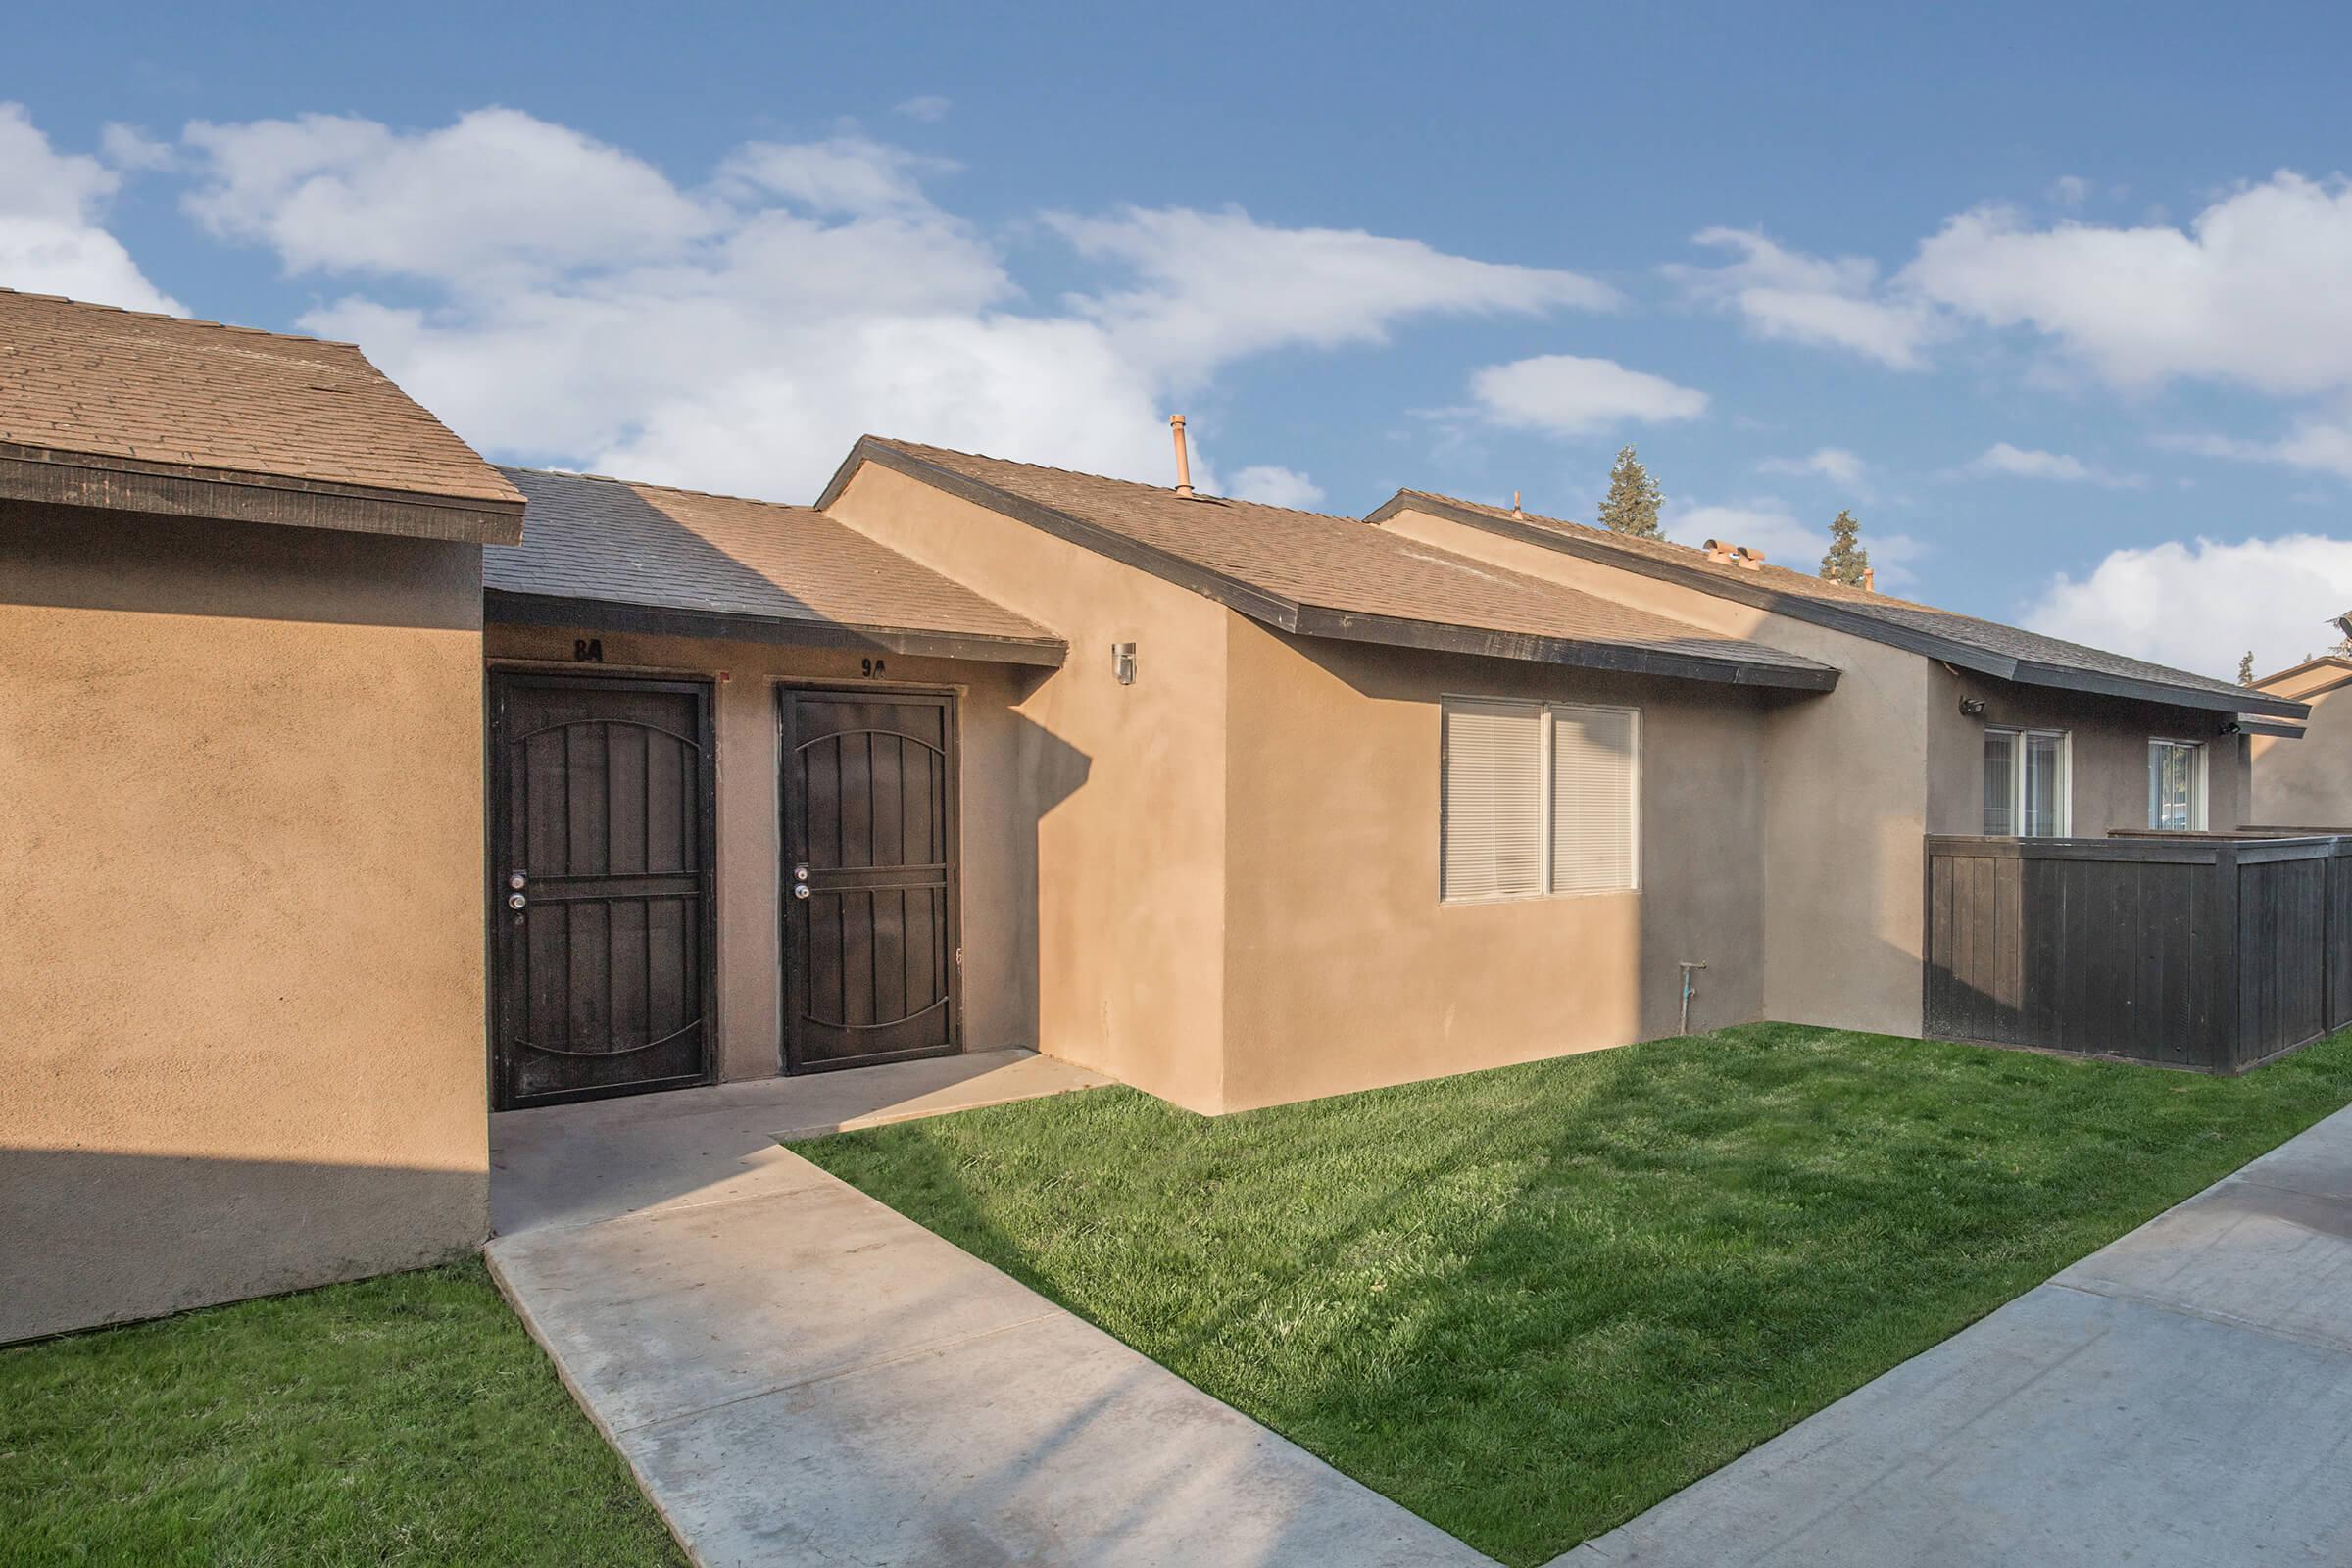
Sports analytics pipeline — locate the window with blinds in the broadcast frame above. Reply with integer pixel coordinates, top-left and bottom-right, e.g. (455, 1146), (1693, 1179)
(1551, 705), (1640, 893)
(1441, 698), (1640, 902)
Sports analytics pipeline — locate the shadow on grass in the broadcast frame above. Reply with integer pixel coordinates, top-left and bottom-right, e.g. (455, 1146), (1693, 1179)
(800, 1024), (2352, 1566)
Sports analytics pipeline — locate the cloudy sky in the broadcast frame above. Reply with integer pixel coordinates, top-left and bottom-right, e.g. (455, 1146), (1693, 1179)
(11, 0), (2352, 679)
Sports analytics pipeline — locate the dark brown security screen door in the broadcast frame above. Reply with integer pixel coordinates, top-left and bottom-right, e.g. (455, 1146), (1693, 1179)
(490, 674), (714, 1110)
(780, 691), (959, 1072)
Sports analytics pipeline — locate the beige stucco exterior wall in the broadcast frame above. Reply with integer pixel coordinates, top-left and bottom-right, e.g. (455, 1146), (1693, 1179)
(822, 464), (1235, 1111)
(482, 625), (1043, 1081)
(0, 502), (489, 1344)
(2251, 666), (2352, 828)
(1375, 509), (1929, 1037)
(1925, 667), (2253, 836)
(1217, 623), (1771, 1111)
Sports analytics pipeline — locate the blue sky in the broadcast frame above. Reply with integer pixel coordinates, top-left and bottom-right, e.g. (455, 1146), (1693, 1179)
(11, 0), (2352, 677)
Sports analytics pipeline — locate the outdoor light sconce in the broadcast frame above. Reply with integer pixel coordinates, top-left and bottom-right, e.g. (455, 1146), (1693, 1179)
(1958, 696), (1986, 717)
(1112, 641), (1137, 685)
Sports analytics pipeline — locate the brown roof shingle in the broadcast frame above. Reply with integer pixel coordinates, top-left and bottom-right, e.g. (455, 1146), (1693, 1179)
(1374, 489), (2308, 719)
(821, 437), (1839, 690)
(0, 288), (520, 540)
(487, 466), (1063, 665)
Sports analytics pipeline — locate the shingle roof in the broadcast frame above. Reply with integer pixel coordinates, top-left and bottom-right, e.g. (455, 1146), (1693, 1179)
(486, 466), (1064, 665)
(0, 288), (520, 541)
(818, 438), (1839, 690)
(1372, 490), (2308, 719)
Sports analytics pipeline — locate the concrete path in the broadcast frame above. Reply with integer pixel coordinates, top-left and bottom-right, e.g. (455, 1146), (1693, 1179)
(1555, 1102), (2352, 1567)
(487, 1054), (1488, 1567)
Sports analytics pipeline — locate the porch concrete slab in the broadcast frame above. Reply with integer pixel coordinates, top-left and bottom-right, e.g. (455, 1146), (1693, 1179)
(490, 1049), (1111, 1237)
(1554, 1101), (2352, 1568)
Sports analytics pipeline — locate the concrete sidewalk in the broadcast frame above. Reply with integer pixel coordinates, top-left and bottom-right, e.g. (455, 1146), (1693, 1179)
(487, 1054), (1489, 1567)
(1555, 1102), (2352, 1567)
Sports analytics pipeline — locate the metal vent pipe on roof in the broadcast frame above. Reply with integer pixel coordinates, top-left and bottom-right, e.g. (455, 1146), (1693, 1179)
(1169, 414), (1194, 497)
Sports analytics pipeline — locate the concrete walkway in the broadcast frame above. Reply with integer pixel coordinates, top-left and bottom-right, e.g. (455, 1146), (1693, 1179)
(487, 1052), (1488, 1567)
(1556, 1102), (2352, 1567)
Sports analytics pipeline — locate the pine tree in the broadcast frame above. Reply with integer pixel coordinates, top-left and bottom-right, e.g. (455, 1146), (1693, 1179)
(1596, 445), (1663, 538)
(2238, 650), (2256, 686)
(1819, 509), (1870, 586)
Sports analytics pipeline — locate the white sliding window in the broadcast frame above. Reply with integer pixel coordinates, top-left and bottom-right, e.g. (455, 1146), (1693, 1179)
(1442, 698), (1640, 902)
(1983, 726), (2071, 837)
(2148, 739), (2206, 830)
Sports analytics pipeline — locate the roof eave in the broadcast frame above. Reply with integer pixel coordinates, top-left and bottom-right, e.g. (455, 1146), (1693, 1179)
(1289, 605), (1839, 690)
(482, 588), (1067, 668)
(0, 443), (523, 545)
(2236, 716), (2309, 740)
(1373, 491), (2299, 719)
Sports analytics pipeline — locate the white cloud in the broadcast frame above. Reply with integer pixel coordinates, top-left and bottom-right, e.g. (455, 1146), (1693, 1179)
(183, 108), (719, 282)
(178, 108), (1612, 500)
(894, 95), (952, 122)
(2160, 415), (2352, 481)
(2021, 533), (2352, 680)
(99, 122), (176, 172)
(719, 135), (954, 215)
(1666, 227), (1940, 369)
(2050, 174), (2094, 208)
(1758, 446), (1868, 489)
(1904, 174), (2352, 397)
(1466, 353), (1707, 437)
(1959, 441), (2146, 488)
(1047, 205), (1617, 380)
(0, 103), (180, 313)
(1227, 465), (1326, 509)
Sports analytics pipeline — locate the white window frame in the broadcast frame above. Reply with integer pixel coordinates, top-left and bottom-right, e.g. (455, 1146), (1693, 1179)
(1983, 725), (2073, 838)
(1440, 696), (1641, 904)
(2148, 738), (2209, 831)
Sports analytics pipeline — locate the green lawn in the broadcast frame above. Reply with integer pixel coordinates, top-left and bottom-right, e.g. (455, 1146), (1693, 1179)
(0, 1260), (681, 1568)
(801, 1023), (2352, 1566)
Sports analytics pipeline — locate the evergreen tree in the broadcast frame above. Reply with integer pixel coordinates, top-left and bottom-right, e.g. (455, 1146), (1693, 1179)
(1596, 445), (1663, 538)
(2238, 650), (2256, 686)
(1819, 508), (1871, 586)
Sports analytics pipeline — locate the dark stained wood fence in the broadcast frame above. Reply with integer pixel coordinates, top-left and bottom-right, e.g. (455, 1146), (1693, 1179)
(1924, 834), (2352, 1072)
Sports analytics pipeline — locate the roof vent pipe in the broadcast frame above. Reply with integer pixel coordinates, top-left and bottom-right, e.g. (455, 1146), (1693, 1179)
(1863, 565), (1877, 593)
(1511, 491), (1524, 519)
(1169, 414), (1194, 498)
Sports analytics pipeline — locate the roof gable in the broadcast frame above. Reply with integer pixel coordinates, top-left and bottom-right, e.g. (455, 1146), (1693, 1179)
(0, 288), (520, 543)
(819, 437), (1839, 691)
(1371, 489), (2307, 720)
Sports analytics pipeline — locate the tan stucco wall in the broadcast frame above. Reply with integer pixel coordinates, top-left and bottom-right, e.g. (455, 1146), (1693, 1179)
(0, 502), (489, 1344)
(1217, 623), (1770, 1111)
(1374, 509), (1928, 1037)
(482, 626), (1043, 1081)
(2251, 674), (2352, 828)
(822, 464), (1235, 1111)
(1925, 669), (2252, 836)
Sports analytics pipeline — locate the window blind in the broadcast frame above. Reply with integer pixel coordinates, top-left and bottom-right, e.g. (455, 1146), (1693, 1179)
(1441, 699), (1544, 900)
(1549, 705), (1639, 893)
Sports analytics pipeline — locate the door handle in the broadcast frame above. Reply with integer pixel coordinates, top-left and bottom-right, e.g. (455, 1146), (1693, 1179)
(508, 892), (527, 910)
(792, 885), (810, 901)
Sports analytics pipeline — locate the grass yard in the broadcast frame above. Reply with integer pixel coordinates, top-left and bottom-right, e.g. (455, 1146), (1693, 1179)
(0, 1260), (681, 1568)
(801, 1023), (2352, 1566)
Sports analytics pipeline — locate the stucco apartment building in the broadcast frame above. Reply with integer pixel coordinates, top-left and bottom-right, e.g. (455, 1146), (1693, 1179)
(1, 286), (2311, 1341)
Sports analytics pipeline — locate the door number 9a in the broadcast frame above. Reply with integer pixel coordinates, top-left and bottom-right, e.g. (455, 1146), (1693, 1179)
(859, 658), (887, 678)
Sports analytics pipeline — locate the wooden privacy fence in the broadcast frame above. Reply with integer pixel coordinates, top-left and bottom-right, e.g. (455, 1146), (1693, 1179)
(1924, 833), (2352, 1072)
